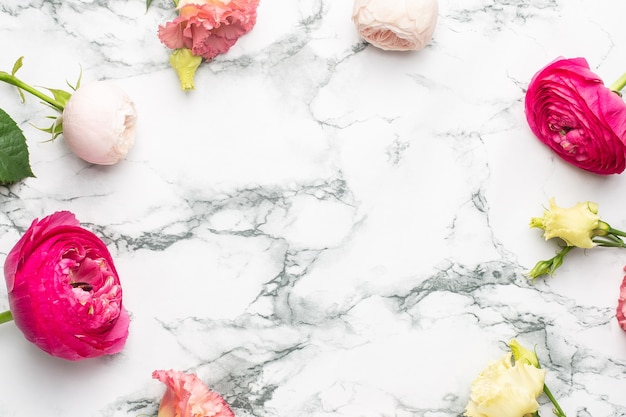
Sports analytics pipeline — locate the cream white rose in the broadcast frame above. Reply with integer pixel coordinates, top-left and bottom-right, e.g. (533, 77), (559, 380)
(62, 81), (137, 165)
(352, 0), (438, 51)
(465, 353), (546, 417)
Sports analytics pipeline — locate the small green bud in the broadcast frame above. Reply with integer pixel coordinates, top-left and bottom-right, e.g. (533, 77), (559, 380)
(509, 339), (540, 368)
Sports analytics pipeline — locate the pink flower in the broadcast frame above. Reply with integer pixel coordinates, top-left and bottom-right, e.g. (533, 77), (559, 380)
(62, 81), (137, 165)
(524, 57), (626, 175)
(152, 370), (235, 417)
(3, 211), (129, 360)
(617, 270), (626, 332)
(158, 0), (260, 61)
(352, 0), (438, 52)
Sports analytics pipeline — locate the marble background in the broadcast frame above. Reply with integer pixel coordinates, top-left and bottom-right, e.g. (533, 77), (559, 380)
(1, 0), (626, 416)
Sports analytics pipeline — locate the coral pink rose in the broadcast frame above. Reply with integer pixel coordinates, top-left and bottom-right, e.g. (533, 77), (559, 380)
(152, 370), (234, 417)
(3, 211), (129, 360)
(617, 270), (626, 332)
(158, 0), (260, 61)
(525, 57), (626, 175)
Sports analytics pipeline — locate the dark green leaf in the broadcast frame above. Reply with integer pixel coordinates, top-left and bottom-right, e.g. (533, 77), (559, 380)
(0, 108), (34, 184)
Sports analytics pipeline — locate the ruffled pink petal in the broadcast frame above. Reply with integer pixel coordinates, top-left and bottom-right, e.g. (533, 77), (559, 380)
(152, 370), (234, 417)
(158, 21), (187, 50)
(617, 271), (626, 332)
(157, 0), (259, 61)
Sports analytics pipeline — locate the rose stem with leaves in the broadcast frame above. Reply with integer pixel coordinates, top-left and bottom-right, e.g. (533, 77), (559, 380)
(0, 72), (65, 111)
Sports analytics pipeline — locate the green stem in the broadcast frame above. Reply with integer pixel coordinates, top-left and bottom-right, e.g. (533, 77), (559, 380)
(607, 226), (626, 238)
(0, 310), (13, 324)
(543, 383), (566, 417)
(0, 71), (64, 111)
(609, 72), (626, 93)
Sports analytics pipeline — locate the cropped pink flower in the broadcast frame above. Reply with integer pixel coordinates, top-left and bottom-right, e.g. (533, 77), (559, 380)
(4, 211), (129, 360)
(352, 0), (438, 51)
(617, 271), (626, 332)
(158, 0), (260, 61)
(525, 57), (626, 175)
(152, 370), (234, 417)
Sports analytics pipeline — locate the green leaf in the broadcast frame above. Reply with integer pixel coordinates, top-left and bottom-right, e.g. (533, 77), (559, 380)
(32, 116), (63, 141)
(146, 0), (153, 10)
(10, 57), (25, 103)
(0, 108), (35, 184)
(66, 65), (82, 91)
(10, 56), (23, 76)
(44, 87), (72, 108)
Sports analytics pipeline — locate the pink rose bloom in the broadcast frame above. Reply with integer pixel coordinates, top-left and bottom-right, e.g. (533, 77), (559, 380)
(352, 0), (438, 51)
(525, 57), (626, 175)
(617, 271), (626, 332)
(4, 211), (129, 360)
(158, 0), (260, 61)
(152, 370), (235, 417)
(62, 81), (137, 165)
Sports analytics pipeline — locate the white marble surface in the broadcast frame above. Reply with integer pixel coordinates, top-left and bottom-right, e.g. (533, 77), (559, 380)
(1, 0), (626, 416)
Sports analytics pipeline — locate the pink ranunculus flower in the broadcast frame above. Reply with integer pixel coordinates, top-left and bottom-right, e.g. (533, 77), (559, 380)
(352, 0), (438, 52)
(524, 57), (626, 175)
(152, 370), (235, 417)
(617, 269), (626, 332)
(158, 0), (260, 61)
(3, 211), (129, 360)
(62, 81), (137, 165)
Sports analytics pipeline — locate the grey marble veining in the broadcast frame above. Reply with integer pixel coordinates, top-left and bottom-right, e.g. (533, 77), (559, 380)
(1, 0), (626, 416)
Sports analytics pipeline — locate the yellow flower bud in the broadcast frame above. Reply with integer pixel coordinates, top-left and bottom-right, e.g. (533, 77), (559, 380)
(509, 339), (540, 368)
(168, 48), (202, 91)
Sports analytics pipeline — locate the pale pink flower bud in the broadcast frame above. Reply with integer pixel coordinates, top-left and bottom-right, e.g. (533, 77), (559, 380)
(62, 81), (137, 165)
(352, 0), (438, 51)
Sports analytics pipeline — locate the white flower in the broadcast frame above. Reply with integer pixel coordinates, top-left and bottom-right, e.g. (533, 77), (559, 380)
(465, 353), (546, 417)
(352, 0), (438, 51)
(62, 81), (137, 165)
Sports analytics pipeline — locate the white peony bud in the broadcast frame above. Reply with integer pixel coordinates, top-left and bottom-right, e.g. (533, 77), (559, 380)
(352, 0), (438, 52)
(62, 81), (137, 165)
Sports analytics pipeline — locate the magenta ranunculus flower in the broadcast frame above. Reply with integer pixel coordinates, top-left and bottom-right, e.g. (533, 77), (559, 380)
(524, 57), (626, 175)
(158, 0), (260, 61)
(152, 370), (235, 417)
(3, 211), (129, 360)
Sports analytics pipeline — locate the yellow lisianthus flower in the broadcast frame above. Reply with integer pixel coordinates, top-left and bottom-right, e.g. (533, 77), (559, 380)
(465, 353), (546, 417)
(530, 197), (599, 248)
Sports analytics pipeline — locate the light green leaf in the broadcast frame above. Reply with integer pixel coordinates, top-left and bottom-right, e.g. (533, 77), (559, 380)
(66, 65), (82, 91)
(32, 116), (63, 141)
(10, 56), (23, 76)
(146, 0), (153, 10)
(10, 57), (25, 103)
(0, 108), (34, 184)
(44, 87), (72, 109)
